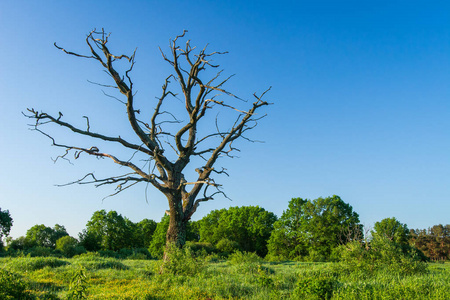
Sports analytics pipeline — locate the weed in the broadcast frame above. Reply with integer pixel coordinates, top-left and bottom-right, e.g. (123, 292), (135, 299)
(67, 267), (88, 300)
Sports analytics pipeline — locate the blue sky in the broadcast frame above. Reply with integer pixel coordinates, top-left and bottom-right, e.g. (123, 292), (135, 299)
(1, 1), (449, 239)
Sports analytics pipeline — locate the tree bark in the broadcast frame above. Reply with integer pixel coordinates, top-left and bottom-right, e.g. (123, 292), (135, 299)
(165, 193), (188, 246)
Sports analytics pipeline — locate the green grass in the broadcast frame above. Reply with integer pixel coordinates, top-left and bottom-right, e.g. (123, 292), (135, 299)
(0, 256), (449, 299)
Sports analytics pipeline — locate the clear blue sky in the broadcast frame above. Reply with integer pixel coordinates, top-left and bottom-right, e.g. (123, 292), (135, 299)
(1, 1), (449, 239)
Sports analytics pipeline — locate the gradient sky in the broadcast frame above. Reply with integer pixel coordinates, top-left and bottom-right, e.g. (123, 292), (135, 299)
(1, 1), (449, 239)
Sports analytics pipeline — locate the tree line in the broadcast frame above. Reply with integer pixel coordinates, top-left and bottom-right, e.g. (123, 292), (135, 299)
(1, 197), (449, 261)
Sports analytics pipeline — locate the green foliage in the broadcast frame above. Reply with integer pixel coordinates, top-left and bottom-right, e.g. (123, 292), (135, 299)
(27, 246), (55, 257)
(0, 268), (32, 300)
(67, 267), (88, 300)
(85, 210), (134, 251)
(25, 224), (68, 248)
(336, 236), (428, 277)
(158, 243), (206, 275)
(372, 217), (410, 246)
(56, 236), (85, 258)
(267, 196), (360, 261)
(71, 252), (128, 270)
(228, 250), (263, 265)
(5, 256), (69, 272)
(148, 215), (170, 259)
(410, 224), (450, 261)
(0, 256), (449, 299)
(227, 251), (264, 274)
(199, 206), (277, 257)
(295, 275), (336, 299)
(6, 236), (32, 251)
(134, 219), (157, 248)
(0, 208), (13, 242)
(185, 241), (216, 257)
(256, 264), (274, 287)
(216, 238), (240, 255)
(78, 229), (101, 252)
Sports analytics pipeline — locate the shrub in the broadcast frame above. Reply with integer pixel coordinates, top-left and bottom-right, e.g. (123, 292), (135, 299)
(118, 248), (133, 258)
(27, 246), (54, 257)
(215, 238), (240, 255)
(126, 248), (151, 260)
(336, 237), (428, 277)
(158, 243), (206, 275)
(294, 275), (336, 300)
(67, 267), (88, 300)
(228, 251), (264, 274)
(99, 249), (119, 258)
(228, 251), (262, 265)
(0, 268), (33, 299)
(185, 241), (217, 257)
(56, 236), (84, 257)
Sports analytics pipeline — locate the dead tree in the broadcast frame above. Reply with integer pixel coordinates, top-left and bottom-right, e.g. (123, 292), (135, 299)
(25, 29), (270, 251)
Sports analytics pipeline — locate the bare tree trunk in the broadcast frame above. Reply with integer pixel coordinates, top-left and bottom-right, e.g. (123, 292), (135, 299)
(163, 192), (188, 261)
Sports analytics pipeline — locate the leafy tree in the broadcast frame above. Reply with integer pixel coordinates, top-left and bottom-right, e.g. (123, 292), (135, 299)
(56, 236), (84, 257)
(148, 215), (170, 259)
(0, 208), (13, 241)
(409, 224), (450, 261)
(26, 30), (270, 253)
(25, 224), (68, 248)
(78, 229), (101, 252)
(267, 196), (360, 261)
(267, 198), (308, 259)
(85, 210), (133, 251)
(372, 217), (409, 246)
(134, 219), (157, 248)
(5, 236), (33, 251)
(199, 206), (277, 257)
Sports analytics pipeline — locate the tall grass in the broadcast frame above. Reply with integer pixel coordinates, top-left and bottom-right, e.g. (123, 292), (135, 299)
(0, 256), (448, 299)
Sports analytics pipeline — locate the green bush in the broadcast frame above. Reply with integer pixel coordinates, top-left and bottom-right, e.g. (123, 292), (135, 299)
(294, 274), (336, 299)
(158, 243), (206, 275)
(126, 248), (151, 260)
(336, 237), (428, 277)
(185, 241), (217, 257)
(56, 236), (85, 258)
(67, 267), (88, 300)
(27, 246), (54, 257)
(228, 251), (262, 264)
(216, 238), (240, 255)
(0, 268), (33, 299)
(227, 251), (264, 274)
(98, 249), (119, 258)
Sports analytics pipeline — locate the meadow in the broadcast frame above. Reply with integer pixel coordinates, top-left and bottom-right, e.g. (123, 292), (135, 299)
(1, 252), (449, 300)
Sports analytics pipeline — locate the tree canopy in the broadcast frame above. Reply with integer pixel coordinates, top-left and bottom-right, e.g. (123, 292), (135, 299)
(25, 224), (68, 248)
(199, 206), (277, 257)
(267, 196), (361, 261)
(371, 217), (409, 246)
(84, 210), (134, 251)
(0, 208), (13, 241)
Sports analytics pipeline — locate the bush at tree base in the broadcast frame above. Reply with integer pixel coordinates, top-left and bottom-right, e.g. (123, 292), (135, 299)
(157, 243), (206, 276)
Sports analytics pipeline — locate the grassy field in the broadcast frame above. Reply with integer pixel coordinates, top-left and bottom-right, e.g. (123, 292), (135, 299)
(0, 253), (449, 299)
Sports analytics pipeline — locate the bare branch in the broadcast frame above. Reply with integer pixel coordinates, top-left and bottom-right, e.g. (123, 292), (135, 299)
(25, 108), (152, 156)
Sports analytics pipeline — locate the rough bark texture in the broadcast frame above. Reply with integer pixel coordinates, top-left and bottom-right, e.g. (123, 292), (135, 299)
(25, 29), (270, 256)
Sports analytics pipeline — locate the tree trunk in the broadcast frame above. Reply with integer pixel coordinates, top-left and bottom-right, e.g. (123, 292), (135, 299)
(163, 192), (188, 261)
